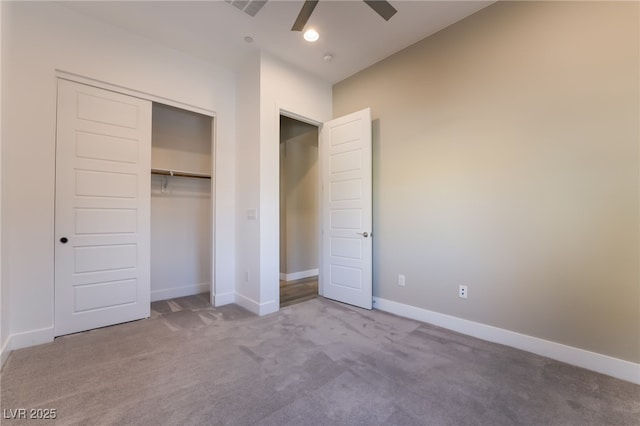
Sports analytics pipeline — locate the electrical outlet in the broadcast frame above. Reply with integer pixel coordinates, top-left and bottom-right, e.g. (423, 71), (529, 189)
(398, 274), (406, 287)
(459, 285), (468, 299)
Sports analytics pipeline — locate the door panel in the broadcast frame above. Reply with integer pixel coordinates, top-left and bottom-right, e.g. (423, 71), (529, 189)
(75, 170), (138, 198)
(74, 279), (137, 312)
(55, 79), (151, 336)
(76, 132), (139, 163)
(321, 108), (372, 309)
(74, 208), (137, 234)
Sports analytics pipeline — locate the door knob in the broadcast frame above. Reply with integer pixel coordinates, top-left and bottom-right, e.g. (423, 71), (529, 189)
(357, 232), (369, 238)
(60, 237), (68, 244)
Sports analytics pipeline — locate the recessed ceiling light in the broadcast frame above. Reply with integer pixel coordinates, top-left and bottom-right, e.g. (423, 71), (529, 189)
(323, 54), (334, 62)
(244, 36), (254, 43)
(303, 29), (319, 42)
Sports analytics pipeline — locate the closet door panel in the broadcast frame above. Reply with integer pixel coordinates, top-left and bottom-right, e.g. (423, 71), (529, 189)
(55, 79), (151, 336)
(74, 208), (138, 235)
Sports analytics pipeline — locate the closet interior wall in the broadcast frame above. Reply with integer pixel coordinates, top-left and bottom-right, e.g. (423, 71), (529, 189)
(151, 103), (212, 302)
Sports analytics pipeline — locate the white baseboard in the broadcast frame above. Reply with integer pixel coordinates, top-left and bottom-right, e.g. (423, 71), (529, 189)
(1, 326), (56, 368)
(258, 299), (278, 316)
(373, 297), (640, 385)
(213, 291), (235, 307)
(235, 292), (279, 316)
(279, 269), (318, 282)
(150, 282), (210, 302)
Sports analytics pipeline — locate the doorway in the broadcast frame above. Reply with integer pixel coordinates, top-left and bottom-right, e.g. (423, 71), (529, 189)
(279, 115), (320, 307)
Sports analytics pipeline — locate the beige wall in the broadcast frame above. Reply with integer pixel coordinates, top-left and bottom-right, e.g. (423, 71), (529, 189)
(333, 1), (639, 363)
(279, 116), (319, 277)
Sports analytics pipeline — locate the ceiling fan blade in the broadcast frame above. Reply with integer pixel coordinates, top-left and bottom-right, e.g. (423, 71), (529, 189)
(363, 0), (397, 21)
(291, 0), (319, 31)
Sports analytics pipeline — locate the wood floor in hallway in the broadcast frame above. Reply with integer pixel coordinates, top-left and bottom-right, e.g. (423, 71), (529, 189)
(280, 277), (318, 307)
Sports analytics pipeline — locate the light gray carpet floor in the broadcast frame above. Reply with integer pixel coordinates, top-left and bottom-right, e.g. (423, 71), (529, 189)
(1, 296), (638, 425)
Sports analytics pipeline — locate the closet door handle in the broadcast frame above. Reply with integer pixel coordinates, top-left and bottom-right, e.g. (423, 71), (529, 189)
(60, 237), (68, 244)
(356, 232), (369, 238)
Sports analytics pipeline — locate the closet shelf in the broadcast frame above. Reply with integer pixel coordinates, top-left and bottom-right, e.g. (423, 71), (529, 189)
(151, 168), (211, 180)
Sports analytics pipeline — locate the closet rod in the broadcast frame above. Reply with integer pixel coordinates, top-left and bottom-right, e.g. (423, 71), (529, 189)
(151, 168), (211, 180)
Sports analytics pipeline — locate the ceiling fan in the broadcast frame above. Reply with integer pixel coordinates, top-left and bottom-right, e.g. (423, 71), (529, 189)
(226, 0), (397, 29)
(291, 0), (398, 32)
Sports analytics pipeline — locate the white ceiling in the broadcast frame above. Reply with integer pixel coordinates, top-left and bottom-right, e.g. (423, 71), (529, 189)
(59, 1), (494, 84)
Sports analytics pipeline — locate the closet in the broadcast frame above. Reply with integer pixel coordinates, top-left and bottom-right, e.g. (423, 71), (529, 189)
(150, 103), (213, 303)
(54, 79), (215, 336)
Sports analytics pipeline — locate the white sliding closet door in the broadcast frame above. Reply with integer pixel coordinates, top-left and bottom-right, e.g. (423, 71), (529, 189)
(54, 79), (151, 336)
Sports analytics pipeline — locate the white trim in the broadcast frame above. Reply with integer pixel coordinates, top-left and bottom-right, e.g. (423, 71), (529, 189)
(280, 109), (323, 127)
(279, 269), (319, 282)
(150, 283), (210, 302)
(213, 292), (235, 307)
(209, 114), (217, 313)
(235, 293), (259, 314)
(235, 292), (278, 316)
(1, 337), (10, 369)
(258, 299), (278, 316)
(55, 70), (215, 117)
(373, 297), (640, 385)
(6, 326), (55, 352)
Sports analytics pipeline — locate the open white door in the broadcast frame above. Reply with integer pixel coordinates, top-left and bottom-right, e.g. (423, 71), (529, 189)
(320, 108), (372, 309)
(55, 79), (151, 336)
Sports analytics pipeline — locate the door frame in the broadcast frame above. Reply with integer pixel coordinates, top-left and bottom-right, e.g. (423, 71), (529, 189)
(54, 70), (219, 307)
(276, 108), (324, 304)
